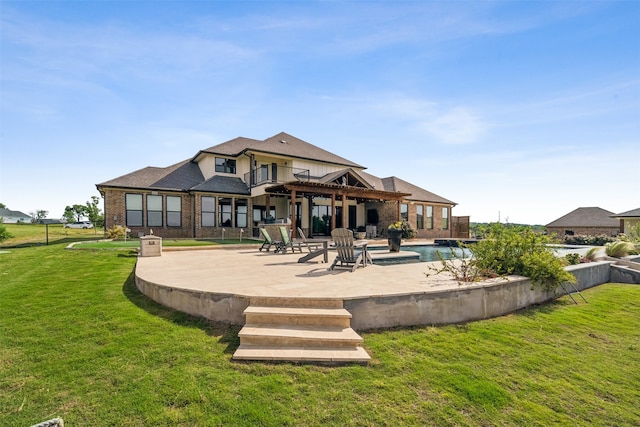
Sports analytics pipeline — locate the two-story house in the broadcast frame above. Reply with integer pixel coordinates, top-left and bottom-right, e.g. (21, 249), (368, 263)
(96, 132), (463, 239)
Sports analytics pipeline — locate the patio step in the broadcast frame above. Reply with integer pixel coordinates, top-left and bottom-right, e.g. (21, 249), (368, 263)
(232, 298), (370, 364)
(232, 345), (371, 363)
(243, 305), (352, 328)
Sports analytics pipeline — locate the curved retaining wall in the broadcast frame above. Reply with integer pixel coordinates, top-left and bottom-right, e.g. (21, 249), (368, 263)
(135, 261), (617, 330)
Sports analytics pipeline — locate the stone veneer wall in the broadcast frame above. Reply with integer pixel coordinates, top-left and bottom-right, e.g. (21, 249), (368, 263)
(369, 200), (453, 239)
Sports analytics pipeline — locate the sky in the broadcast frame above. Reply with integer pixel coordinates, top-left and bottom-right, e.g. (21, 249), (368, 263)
(1, 0), (638, 225)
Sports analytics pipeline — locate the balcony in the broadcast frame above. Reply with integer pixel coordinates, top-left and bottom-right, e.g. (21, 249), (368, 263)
(244, 165), (310, 188)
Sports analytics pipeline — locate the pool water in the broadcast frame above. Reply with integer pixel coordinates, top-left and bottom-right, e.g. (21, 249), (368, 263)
(370, 245), (472, 264)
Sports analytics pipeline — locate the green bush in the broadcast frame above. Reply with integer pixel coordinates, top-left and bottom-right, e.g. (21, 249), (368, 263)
(471, 223), (575, 291)
(563, 234), (615, 246)
(0, 218), (13, 243)
(564, 253), (581, 265)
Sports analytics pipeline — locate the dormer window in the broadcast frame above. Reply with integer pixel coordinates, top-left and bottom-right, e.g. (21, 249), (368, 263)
(215, 157), (236, 174)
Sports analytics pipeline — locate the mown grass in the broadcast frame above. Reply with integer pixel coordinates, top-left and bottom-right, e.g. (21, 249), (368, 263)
(0, 223), (260, 248)
(1, 244), (639, 426)
(1, 223), (102, 247)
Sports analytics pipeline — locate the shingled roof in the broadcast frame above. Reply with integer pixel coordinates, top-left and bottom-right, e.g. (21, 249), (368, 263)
(611, 208), (640, 218)
(97, 160), (203, 191)
(196, 132), (364, 169)
(546, 207), (619, 228)
(381, 176), (456, 205)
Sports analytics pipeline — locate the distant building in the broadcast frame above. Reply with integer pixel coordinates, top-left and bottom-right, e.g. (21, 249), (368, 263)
(546, 207), (620, 238)
(611, 208), (640, 235)
(0, 208), (32, 224)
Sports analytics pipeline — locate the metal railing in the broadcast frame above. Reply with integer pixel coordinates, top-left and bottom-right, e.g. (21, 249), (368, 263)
(244, 166), (310, 188)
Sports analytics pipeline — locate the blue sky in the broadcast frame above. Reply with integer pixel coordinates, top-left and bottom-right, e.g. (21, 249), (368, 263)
(1, 1), (638, 224)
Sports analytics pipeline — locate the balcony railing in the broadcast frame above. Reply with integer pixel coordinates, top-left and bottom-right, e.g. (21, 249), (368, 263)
(244, 166), (310, 188)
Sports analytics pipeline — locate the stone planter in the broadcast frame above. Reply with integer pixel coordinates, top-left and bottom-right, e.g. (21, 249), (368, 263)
(387, 229), (403, 252)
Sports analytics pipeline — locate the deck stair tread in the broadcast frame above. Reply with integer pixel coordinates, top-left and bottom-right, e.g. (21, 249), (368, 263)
(233, 345), (371, 362)
(244, 306), (352, 318)
(239, 324), (362, 341)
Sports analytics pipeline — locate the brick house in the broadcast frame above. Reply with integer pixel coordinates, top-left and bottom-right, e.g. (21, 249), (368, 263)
(611, 208), (640, 235)
(546, 207), (620, 238)
(96, 132), (463, 239)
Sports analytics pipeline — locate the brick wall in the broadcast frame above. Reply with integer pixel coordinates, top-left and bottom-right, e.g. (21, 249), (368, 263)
(367, 200), (454, 239)
(547, 226), (620, 239)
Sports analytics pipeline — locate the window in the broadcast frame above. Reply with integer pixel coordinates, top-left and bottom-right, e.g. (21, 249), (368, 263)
(125, 194), (143, 227)
(166, 196), (181, 227)
(235, 199), (248, 228)
(215, 157), (236, 174)
(202, 196), (216, 227)
(416, 205), (424, 229)
(426, 205), (433, 229)
(442, 207), (449, 230)
(219, 198), (232, 227)
(400, 203), (408, 221)
(147, 195), (163, 227)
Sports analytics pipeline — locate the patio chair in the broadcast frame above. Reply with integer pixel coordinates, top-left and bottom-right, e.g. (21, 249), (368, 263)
(259, 227), (278, 251)
(328, 228), (370, 272)
(276, 226), (302, 254)
(296, 227), (324, 253)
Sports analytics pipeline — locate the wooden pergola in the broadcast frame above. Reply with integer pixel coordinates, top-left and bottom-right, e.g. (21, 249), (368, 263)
(265, 181), (410, 237)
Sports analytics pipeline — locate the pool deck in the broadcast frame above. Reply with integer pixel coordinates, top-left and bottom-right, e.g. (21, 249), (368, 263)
(135, 240), (459, 301)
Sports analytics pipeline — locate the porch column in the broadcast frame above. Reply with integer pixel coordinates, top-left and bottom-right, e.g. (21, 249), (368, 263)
(397, 201), (401, 221)
(307, 195), (313, 236)
(341, 193), (347, 230)
(290, 190), (297, 238)
(331, 194), (336, 231)
(265, 195), (271, 218)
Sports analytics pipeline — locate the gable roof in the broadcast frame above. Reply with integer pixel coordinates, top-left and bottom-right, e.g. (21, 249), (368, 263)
(546, 207), (620, 228)
(317, 168), (374, 189)
(196, 132), (364, 169)
(611, 208), (640, 218)
(0, 208), (31, 218)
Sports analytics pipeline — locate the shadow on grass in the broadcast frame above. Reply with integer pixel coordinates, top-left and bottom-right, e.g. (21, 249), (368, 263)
(121, 269), (241, 354)
(0, 236), (106, 249)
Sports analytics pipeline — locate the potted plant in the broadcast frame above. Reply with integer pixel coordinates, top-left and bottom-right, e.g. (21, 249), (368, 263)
(387, 221), (404, 252)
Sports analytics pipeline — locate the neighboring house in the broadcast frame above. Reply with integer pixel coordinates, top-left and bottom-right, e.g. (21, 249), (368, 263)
(611, 208), (640, 235)
(96, 132), (463, 239)
(546, 207), (620, 238)
(0, 208), (32, 224)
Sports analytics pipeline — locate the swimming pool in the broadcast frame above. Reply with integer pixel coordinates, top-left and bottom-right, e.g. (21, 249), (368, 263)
(370, 245), (472, 264)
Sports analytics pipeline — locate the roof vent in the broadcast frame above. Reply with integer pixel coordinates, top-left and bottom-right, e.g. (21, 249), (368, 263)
(280, 140), (286, 143)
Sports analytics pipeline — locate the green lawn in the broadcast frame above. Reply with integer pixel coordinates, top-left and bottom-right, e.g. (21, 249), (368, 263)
(1, 244), (639, 426)
(0, 223), (261, 248)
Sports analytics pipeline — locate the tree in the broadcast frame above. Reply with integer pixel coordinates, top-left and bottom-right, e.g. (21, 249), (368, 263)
(63, 204), (88, 223)
(86, 196), (104, 228)
(30, 210), (49, 224)
(0, 218), (12, 243)
(0, 202), (6, 209)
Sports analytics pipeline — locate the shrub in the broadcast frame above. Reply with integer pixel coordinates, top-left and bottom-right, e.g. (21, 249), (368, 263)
(0, 218), (12, 243)
(105, 225), (128, 239)
(565, 253), (581, 265)
(605, 241), (636, 258)
(470, 223), (575, 291)
(564, 234), (615, 246)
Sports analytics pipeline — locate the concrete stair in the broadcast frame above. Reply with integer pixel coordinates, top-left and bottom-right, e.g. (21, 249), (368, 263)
(233, 297), (370, 364)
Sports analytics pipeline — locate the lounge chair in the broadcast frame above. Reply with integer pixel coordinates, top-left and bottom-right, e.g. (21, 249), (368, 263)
(296, 227), (324, 253)
(328, 228), (371, 272)
(276, 226), (302, 254)
(259, 227), (278, 252)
